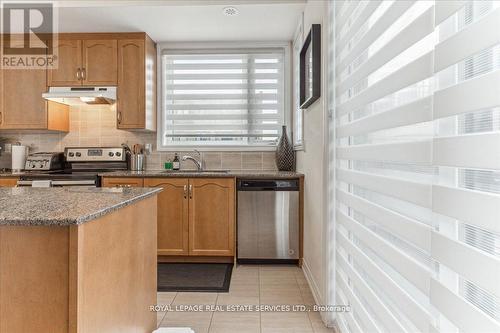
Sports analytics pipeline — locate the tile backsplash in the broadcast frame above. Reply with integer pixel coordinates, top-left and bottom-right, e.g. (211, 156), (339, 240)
(0, 105), (278, 171)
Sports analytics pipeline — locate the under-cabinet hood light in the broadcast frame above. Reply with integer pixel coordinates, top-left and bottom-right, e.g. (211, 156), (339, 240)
(42, 87), (116, 106)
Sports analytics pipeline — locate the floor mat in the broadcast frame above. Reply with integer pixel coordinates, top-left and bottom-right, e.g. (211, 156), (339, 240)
(157, 263), (233, 292)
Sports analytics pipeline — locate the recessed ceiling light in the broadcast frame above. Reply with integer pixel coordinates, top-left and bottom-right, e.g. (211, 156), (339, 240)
(222, 6), (239, 16)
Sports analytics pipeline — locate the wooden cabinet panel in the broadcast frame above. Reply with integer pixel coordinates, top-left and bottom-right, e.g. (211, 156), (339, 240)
(0, 178), (18, 187)
(117, 39), (145, 129)
(101, 177), (144, 188)
(83, 40), (117, 86)
(189, 178), (235, 256)
(0, 67), (48, 129)
(144, 178), (189, 256)
(48, 39), (82, 86)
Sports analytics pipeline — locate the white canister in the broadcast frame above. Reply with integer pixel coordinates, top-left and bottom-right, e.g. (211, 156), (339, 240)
(11, 145), (28, 172)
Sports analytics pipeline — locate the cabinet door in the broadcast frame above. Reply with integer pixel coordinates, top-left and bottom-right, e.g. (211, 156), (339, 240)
(101, 177), (144, 187)
(117, 39), (145, 129)
(0, 178), (19, 187)
(144, 178), (189, 256)
(188, 178), (235, 256)
(48, 39), (82, 86)
(0, 67), (48, 129)
(82, 40), (118, 86)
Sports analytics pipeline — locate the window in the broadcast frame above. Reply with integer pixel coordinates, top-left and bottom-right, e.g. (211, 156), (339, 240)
(293, 17), (304, 149)
(158, 46), (288, 150)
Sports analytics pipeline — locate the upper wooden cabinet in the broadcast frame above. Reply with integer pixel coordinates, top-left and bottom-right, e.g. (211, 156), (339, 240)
(82, 40), (118, 85)
(47, 39), (82, 86)
(0, 65), (69, 131)
(1, 33), (155, 132)
(117, 37), (156, 131)
(48, 39), (117, 86)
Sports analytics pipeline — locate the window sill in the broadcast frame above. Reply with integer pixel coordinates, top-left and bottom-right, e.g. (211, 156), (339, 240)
(157, 146), (278, 152)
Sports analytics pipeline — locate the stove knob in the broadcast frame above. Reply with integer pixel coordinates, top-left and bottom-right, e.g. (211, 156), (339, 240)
(116, 152), (121, 157)
(68, 152), (74, 157)
(76, 152), (82, 157)
(108, 152), (115, 157)
(31, 163), (36, 168)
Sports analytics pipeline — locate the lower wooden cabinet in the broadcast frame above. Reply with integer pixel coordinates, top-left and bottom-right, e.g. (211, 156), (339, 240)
(144, 178), (189, 256)
(0, 178), (18, 187)
(189, 178), (235, 256)
(113, 177), (235, 257)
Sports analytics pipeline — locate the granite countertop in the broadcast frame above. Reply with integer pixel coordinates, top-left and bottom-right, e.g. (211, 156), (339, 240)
(0, 187), (162, 226)
(98, 170), (303, 179)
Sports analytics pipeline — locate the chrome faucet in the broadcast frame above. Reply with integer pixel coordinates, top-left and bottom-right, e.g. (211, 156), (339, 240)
(182, 150), (204, 171)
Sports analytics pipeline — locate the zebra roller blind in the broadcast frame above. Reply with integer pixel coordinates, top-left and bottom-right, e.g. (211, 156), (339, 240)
(333, 1), (500, 332)
(161, 49), (285, 147)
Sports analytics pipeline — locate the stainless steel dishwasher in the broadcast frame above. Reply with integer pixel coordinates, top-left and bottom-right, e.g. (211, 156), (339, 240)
(237, 179), (300, 263)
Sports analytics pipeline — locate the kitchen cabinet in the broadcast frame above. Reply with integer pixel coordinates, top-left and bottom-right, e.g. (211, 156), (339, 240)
(102, 177), (235, 257)
(189, 178), (235, 256)
(117, 37), (156, 131)
(48, 39), (117, 86)
(0, 178), (18, 187)
(47, 39), (82, 86)
(82, 40), (118, 85)
(0, 65), (69, 131)
(144, 178), (189, 256)
(101, 177), (144, 188)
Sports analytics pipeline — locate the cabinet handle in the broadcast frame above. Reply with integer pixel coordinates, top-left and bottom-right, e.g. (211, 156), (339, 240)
(0, 112), (2, 125)
(82, 68), (86, 80)
(76, 68), (81, 80)
(183, 185), (187, 199)
(117, 111), (122, 124)
(189, 184), (193, 199)
(116, 184), (132, 188)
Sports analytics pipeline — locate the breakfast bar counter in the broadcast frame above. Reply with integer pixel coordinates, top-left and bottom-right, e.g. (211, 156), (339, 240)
(0, 187), (161, 333)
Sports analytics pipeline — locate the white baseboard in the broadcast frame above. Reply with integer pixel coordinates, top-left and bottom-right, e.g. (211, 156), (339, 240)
(302, 258), (337, 329)
(301, 258), (323, 305)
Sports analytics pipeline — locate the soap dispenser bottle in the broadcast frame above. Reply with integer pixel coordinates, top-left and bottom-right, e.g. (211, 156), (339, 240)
(172, 153), (180, 170)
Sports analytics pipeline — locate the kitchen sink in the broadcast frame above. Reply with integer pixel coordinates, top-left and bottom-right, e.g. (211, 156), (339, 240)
(161, 170), (229, 174)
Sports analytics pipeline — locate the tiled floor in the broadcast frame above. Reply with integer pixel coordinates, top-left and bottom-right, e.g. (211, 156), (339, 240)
(156, 265), (337, 333)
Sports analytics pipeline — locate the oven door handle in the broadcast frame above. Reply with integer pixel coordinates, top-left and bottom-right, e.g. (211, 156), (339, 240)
(51, 180), (97, 186)
(17, 180), (97, 187)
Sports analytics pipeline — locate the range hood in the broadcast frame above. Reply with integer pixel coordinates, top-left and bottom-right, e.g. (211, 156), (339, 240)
(42, 87), (117, 105)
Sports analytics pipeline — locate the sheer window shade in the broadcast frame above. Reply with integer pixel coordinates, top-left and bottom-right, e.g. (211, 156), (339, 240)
(160, 50), (285, 148)
(333, 1), (500, 332)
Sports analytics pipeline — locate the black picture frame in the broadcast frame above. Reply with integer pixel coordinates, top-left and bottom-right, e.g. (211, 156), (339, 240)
(299, 24), (321, 109)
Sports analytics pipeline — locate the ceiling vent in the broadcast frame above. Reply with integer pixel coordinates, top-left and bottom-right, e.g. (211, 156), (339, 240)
(222, 6), (239, 16)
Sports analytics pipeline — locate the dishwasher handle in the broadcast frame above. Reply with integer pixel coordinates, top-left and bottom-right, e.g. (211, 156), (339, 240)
(237, 179), (299, 191)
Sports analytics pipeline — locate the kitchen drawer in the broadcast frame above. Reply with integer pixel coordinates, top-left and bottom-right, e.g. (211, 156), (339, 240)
(101, 177), (144, 188)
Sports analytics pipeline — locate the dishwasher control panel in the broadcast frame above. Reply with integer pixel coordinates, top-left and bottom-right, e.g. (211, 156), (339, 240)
(237, 179), (299, 191)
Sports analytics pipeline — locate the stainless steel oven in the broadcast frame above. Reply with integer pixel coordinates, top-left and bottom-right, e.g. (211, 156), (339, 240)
(17, 147), (127, 187)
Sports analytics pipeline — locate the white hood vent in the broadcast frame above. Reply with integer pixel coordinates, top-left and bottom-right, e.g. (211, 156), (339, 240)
(42, 87), (117, 105)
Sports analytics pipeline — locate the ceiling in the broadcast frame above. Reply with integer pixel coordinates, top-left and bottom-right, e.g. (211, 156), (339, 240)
(54, 0), (306, 42)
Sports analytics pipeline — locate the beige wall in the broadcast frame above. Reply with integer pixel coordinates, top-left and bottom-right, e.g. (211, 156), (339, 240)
(0, 105), (277, 171)
(296, 0), (329, 310)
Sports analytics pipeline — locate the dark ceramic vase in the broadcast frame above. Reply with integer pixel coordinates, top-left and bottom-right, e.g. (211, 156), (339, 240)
(275, 125), (295, 171)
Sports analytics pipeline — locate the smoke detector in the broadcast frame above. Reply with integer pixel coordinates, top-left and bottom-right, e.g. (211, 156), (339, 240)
(222, 6), (239, 16)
